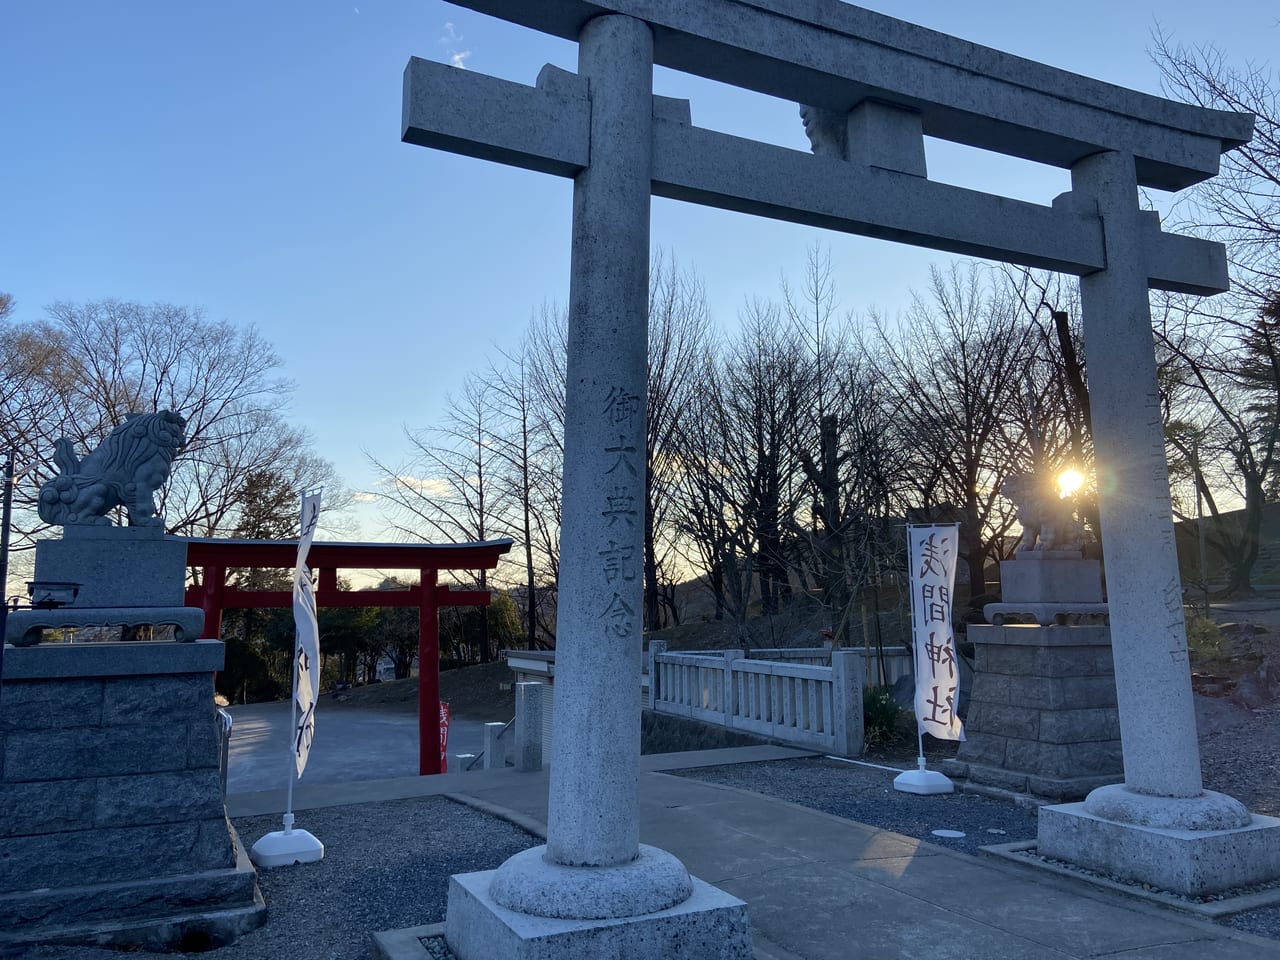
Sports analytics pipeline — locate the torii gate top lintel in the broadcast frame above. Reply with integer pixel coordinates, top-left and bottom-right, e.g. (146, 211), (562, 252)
(408, 1), (1254, 296)
(439, 0), (1253, 190)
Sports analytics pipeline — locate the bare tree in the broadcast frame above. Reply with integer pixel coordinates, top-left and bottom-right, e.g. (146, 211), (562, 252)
(643, 252), (712, 628)
(777, 245), (903, 647)
(1156, 293), (1280, 596)
(1153, 32), (1279, 306)
(521, 302), (569, 642)
(1147, 36), (1280, 595)
(0, 299), (346, 564)
(669, 346), (761, 644)
(876, 263), (1036, 589)
(487, 335), (561, 649)
(370, 375), (512, 662)
(713, 301), (810, 615)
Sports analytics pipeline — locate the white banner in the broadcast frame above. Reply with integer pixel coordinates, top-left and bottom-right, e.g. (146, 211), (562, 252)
(292, 488), (323, 777)
(907, 523), (965, 741)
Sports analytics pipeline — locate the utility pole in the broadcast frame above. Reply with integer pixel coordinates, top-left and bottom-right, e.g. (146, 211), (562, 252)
(1193, 437), (1210, 616)
(0, 448), (16, 699)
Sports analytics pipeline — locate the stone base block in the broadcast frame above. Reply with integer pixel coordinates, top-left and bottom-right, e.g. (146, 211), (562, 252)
(1038, 802), (1280, 896)
(943, 759), (1121, 802)
(446, 869), (752, 960)
(952, 624), (1121, 803)
(0, 826), (265, 952)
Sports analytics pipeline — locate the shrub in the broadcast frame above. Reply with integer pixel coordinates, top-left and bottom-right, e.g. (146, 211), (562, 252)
(1184, 608), (1224, 661)
(863, 684), (901, 751)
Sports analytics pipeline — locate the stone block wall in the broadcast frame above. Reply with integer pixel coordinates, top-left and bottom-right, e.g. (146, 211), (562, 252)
(0, 641), (263, 949)
(942, 624), (1123, 801)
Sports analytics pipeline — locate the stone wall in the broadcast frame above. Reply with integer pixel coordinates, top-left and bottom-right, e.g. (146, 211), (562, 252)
(0, 641), (263, 950)
(942, 624), (1123, 801)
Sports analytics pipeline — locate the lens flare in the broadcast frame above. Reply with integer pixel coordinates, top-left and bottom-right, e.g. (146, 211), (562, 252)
(1058, 469), (1084, 498)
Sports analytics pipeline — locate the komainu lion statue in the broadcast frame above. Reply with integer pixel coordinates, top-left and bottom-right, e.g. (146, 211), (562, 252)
(1001, 472), (1085, 554)
(37, 410), (187, 527)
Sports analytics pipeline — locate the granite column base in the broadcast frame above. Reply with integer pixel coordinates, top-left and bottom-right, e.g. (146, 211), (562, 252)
(1039, 789), (1280, 896)
(445, 867), (752, 960)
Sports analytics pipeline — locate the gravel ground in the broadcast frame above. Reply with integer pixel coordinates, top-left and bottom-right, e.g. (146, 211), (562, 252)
(8, 797), (539, 960)
(1200, 699), (1280, 817)
(672, 756), (1040, 856)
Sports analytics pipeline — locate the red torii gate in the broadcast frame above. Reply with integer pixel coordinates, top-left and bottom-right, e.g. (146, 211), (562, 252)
(182, 536), (513, 775)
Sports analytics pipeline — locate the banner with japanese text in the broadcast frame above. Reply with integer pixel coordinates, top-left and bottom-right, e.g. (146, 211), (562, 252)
(292, 488), (323, 777)
(907, 523), (965, 741)
(439, 701), (451, 774)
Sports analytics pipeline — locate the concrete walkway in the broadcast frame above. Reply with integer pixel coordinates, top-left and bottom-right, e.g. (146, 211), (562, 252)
(227, 747), (1280, 960)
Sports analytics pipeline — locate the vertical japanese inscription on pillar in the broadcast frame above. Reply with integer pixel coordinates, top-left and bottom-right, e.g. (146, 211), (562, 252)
(598, 386), (643, 637)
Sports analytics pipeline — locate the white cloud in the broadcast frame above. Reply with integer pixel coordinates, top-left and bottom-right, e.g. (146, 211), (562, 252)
(440, 22), (470, 70)
(386, 474), (453, 498)
(352, 491), (378, 503)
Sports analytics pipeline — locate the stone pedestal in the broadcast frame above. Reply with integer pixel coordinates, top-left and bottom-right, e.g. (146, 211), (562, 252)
(941, 624), (1123, 800)
(6, 525), (206, 645)
(984, 553), (1107, 626)
(448, 869), (751, 960)
(0, 641), (264, 951)
(35, 524), (188, 607)
(513, 681), (544, 772)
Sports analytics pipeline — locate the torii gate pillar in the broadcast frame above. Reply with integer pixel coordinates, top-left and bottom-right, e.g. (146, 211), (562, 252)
(1036, 151), (1274, 889)
(443, 18), (751, 960)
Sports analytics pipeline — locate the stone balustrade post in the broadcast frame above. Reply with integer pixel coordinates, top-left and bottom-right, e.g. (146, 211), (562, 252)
(483, 721), (506, 771)
(722, 648), (743, 727)
(513, 681), (544, 773)
(831, 649), (865, 757)
(648, 639), (667, 708)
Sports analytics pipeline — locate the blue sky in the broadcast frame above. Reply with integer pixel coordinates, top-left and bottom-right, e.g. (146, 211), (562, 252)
(3, 1), (1277, 542)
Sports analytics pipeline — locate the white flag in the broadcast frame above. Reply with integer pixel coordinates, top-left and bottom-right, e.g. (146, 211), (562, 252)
(907, 523), (965, 742)
(292, 489), (322, 777)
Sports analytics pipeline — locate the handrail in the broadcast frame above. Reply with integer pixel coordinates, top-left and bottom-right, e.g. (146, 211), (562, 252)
(216, 708), (233, 798)
(465, 716), (515, 771)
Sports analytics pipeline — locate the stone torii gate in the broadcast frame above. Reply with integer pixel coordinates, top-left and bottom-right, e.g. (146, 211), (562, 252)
(403, 2), (1272, 957)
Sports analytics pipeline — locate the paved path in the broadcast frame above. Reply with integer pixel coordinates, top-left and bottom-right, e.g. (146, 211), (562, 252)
(228, 745), (1280, 960)
(225, 701), (492, 793)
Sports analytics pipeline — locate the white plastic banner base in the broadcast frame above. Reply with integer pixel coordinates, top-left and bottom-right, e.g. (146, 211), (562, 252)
(251, 828), (325, 868)
(893, 758), (955, 795)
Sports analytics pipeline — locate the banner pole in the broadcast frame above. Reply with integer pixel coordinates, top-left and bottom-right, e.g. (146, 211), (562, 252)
(909, 570), (926, 767)
(283, 660), (297, 835)
(250, 489), (325, 867)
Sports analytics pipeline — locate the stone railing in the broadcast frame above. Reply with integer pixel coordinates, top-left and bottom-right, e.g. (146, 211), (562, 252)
(744, 646), (915, 686)
(647, 642), (865, 756)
